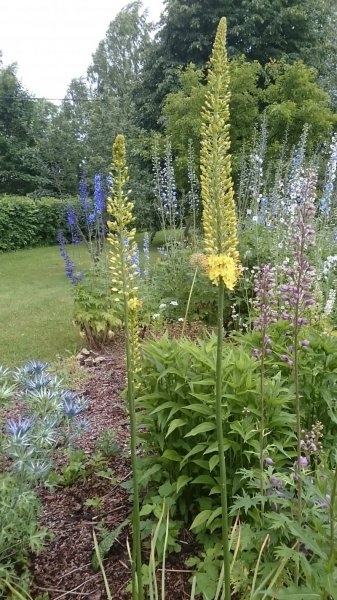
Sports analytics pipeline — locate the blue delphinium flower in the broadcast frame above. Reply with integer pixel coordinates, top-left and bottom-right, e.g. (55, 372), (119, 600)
(66, 206), (81, 244)
(93, 174), (106, 216)
(57, 230), (84, 285)
(320, 134), (337, 219)
(79, 165), (91, 211)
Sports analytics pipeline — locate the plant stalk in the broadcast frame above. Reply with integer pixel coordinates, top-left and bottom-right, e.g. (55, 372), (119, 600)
(121, 249), (143, 600)
(216, 278), (231, 599)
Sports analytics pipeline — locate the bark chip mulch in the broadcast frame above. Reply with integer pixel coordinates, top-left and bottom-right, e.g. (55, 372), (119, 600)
(31, 335), (194, 599)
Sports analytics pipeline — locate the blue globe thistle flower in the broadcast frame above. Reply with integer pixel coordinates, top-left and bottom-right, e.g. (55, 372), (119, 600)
(62, 397), (88, 418)
(24, 360), (49, 375)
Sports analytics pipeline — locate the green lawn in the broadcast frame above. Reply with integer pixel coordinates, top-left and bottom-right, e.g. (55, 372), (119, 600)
(0, 233), (164, 366)
(0, 244), (90, 366)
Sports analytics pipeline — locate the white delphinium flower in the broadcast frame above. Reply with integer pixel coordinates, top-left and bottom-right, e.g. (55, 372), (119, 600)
(324, 289), (336, 317)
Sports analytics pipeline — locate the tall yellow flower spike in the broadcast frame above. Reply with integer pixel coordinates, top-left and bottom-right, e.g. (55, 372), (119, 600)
(107, 134), (143, 598)
(200, 17), (241, 287)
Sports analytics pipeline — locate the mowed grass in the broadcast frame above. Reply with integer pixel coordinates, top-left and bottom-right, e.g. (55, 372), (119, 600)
(0, 231), (168, 366)
(0, 244), (90, 366)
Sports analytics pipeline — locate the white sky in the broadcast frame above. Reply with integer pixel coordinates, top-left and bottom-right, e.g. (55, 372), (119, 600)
(0, 0), (164, 100)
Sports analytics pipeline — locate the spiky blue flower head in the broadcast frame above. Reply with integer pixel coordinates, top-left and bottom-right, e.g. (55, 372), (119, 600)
(66, 206), (81, 244)
(62, 396), (88, 418)
(24, 374), (54, 391)
(6, 417), (34, 436)
(79, 165), (91, 211)
(94, 173), (106, 216)
(76, 417), (90, 433)
(24, 360), (49, 375)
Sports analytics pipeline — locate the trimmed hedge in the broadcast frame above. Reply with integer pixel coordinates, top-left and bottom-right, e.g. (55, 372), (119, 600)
(0, 196), (77, 252)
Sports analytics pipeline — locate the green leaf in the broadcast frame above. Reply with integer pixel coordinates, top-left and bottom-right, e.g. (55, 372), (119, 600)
(183, 403), (213, 415)
(165, 418), (187, 438)
(185, 422), (216, 437)
(176, 475), (192, 493)
(274, 588), (321, 599)
(162, 449), (182, 462)
(209, 454), (219, 471)
(192, 474), (215, 485)
(190, 510), (212, 530)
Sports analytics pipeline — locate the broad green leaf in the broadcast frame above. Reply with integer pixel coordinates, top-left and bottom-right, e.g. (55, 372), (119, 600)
(162, 449), (182, 462)
(176, 475), (192, 493)
(192, 474), (215, 485)
(185, 422), (216, 437)
(209, 454), (219, 471)
(274, 588), (321, 599)
(150, 401), (177, 415)
(183, 403), (213, 415)
(166, 418), (187, 438)
(190, 510), (212, 530)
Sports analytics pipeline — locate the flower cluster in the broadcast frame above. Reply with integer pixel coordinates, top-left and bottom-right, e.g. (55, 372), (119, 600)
(253, 264), (278, 345)
(200, 17), (241, 289)
(300, 421), (323, 456)
(324, 288), (336, 317)
(57, 230), (83, 285)
(280, 169), (317, 340)
(320, 134), (337, 219)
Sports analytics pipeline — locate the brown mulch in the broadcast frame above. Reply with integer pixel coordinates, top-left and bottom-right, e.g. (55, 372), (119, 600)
(30, 330), (197, 599)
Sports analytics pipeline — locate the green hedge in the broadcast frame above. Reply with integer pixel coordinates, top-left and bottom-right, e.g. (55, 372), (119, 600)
(0, 196), (77, 252)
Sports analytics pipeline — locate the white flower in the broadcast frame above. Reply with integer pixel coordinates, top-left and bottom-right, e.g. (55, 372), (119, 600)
(159, 303), (167, 309)
(252, 216), (258, 223)
(324, 289), (336, 316)
(246, 209), (252, 215)
(178, 317), (184, 322)
(170, 301), (178, 306)
(152, 313), (160, 319)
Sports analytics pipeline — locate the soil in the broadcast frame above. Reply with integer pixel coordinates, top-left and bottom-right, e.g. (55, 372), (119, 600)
(29, 328), (200, 599)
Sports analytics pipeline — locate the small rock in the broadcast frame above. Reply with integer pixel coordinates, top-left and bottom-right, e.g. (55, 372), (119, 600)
(81, 348), (91, 356)
(84, 358), (94, 367)
(93, 356), (105, 365)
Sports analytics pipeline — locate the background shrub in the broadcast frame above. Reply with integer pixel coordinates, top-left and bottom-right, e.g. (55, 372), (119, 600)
(0, 196), (78, 252)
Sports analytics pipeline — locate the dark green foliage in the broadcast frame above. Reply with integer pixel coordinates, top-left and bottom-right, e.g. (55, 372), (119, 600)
(0, 195), (76, 252)
(92, 519), (129, 571)
(95, 429), (121, 459)
(136, 336), (293, 528)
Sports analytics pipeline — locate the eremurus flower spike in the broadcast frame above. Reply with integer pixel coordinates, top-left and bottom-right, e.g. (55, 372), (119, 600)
(107, 134), (143, 600)
(200, 17), (241, 288)
(200, 18), (241, 599)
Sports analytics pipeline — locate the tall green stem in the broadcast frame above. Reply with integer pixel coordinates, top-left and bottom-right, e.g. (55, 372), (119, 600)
(259, 345), (265, 511)
(216, 278), (231, 600)
(121, 243), (143, 600)
(328, 461), (337, 570)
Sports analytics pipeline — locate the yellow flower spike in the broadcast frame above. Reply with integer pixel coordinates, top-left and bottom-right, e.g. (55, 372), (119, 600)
(200, 17), (241, 289)
(107, 134), (143, 599)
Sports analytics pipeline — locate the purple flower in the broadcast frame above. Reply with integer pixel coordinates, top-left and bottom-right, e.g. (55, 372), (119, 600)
(264, 457), (274, 465)
(301, 339), (310, 347)
(299, 456), (309, 468)
(93, 174), (106, 216)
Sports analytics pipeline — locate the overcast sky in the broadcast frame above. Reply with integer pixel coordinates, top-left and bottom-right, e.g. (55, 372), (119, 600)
(0, 0), (164, 100)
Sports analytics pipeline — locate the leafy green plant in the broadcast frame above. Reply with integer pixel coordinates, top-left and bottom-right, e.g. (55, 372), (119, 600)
(73, 266), (123, 349)
(95, 429), (121, 459)
(0, 474), (48, 597)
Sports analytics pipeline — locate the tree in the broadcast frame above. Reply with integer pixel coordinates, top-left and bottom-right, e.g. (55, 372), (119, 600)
(0, 63), (47, 194)
(135, 0), (335, 129)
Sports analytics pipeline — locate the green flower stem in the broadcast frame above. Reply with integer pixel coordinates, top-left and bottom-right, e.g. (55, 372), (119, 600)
(216, 278), (231, 599)
(120, 238), (143, 600)
(259, 344), (265, 511)
(328, 460), (337, 570)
